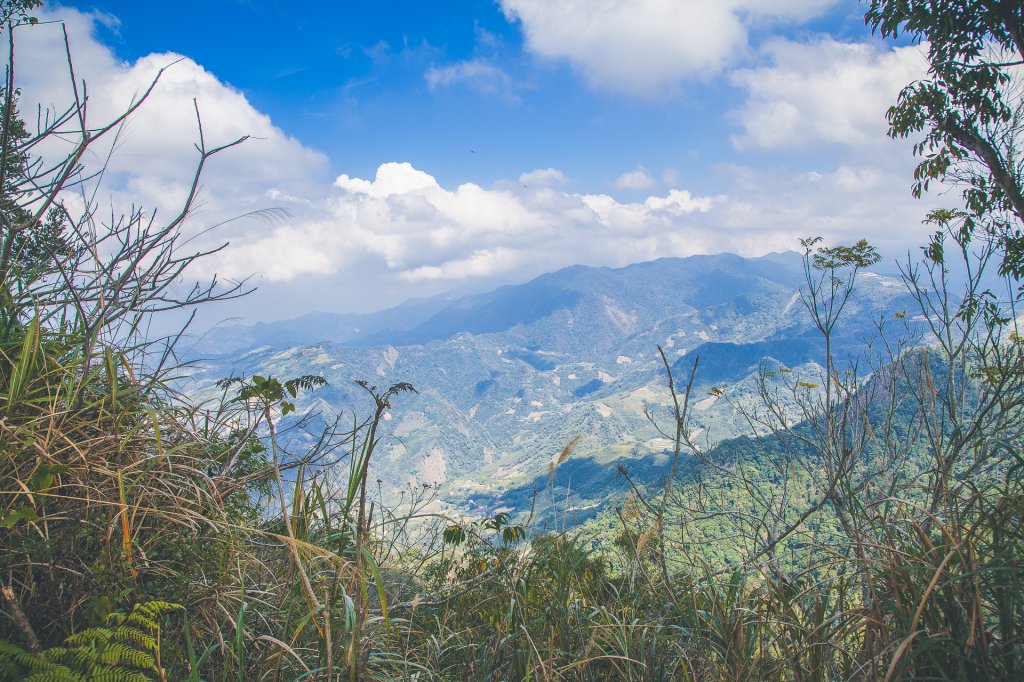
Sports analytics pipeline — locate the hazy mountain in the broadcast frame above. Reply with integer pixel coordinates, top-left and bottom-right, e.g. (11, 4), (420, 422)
(186, 293), (462, 357)
(185, 252), (915, 520)
(348, 251), (806, 351)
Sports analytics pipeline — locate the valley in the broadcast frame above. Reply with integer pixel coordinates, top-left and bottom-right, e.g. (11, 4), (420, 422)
(187, 250), (915, 521)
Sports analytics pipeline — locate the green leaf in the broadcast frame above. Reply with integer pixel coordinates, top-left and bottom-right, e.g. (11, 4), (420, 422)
(0, 507), (38, 529)
(443, 525), (466, 546)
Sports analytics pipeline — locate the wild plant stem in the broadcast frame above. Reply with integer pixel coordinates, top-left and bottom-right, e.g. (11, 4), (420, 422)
(264, 403), (332, 679)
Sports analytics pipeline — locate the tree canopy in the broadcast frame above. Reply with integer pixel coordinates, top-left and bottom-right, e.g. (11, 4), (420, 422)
(867, 0), (1024, 277)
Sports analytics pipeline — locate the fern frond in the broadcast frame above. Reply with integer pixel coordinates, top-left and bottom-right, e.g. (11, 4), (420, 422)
(38, 647), (80, 669)
(0, 640), (81, 680)
(87, 667), (152, 682)
(111, 627), (155, 653)
(22, 671), (82, 682)
(97, 643), (156, 672)
(65, 628), (114, 646)
(62, 646), (98, 671)
(0, 640), (76, 681)
(122, 614), (158, 635)
(131, 602), (178, 621)
(0, 660), (18, 680)
(0, 639), (41, 667)
(38, 648), (68, 663)
(1, 601), (178, 682)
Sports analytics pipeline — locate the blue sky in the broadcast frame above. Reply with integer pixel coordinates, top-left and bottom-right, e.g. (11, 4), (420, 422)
(76, 1), (872, 188)
(18, 1), (938, 323)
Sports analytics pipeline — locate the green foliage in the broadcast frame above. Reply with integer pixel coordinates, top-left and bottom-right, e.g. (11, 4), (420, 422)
(413, 531), (628, 680)
(443, 512), (526, 548)
(802, 235), (882, 270)
(0, 602), (180, 682)
(0, 90), (72, 344)
(866, 0), (1024, 277)
(2, 1), (1022, 680)
(218, 373), (328, 415)
(0, 0), (40, 26)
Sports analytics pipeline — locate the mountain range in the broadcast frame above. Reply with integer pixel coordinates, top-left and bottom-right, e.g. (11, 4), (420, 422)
(185, 251), (915, 520)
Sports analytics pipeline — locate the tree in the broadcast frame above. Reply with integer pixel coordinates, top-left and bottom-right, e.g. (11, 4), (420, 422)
(866, 0), (1024, 278)
(0, 91), (71, 336)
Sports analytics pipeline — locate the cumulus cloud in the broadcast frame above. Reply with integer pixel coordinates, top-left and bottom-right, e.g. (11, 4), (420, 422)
(614, 166), (657, 190)
(714, 161), (942, 255)
(215, 156), (939, 287)
(11, 6), (943, 317)
(210, 160), (735, 283)
(730, 38), (929, 150)
(499, 0), (840, 95)
(14, 8), (330, 246)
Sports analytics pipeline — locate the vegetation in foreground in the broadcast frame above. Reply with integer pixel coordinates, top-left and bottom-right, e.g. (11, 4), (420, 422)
(1, 0), (1023, 679)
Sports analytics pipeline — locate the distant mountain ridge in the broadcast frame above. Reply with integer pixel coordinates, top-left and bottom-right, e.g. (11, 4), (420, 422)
(193, 251), (807, 356)
(186, 251), (914, 521)
(187, 293), (461, 357)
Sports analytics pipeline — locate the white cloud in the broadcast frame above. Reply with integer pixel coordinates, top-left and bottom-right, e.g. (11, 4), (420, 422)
(730, 38), (929, 150)
(218, 156), (939, 287)
(213, 160), (737, 283)
(519, 168), (568, 186)
(14, 8), (333, 276)
(499, 0), (840, 95)
(400, 248), (527, 281)
(614, 166), (657, 190)
(425, 59), (518, 101)
(710, 161), (941, 254)
(11, 7), (945, 317)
